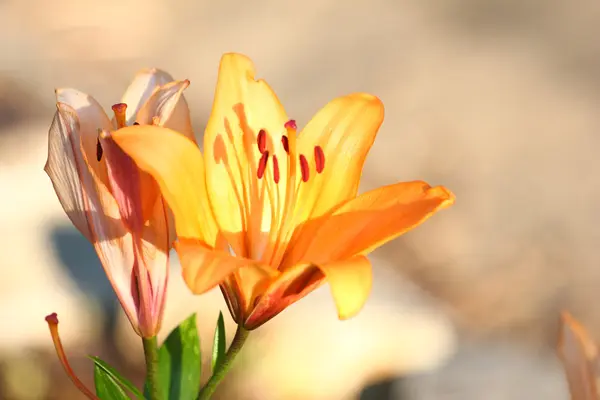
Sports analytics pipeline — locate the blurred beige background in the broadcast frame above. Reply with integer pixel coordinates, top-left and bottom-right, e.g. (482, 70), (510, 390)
(2, 0), (600, 398)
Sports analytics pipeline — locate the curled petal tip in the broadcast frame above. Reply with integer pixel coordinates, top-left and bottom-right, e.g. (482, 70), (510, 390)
(426, 185), (456, 208)
(45, 312), (59, 325)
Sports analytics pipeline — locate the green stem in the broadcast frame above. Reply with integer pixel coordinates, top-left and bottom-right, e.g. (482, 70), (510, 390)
(197, 325), (250, 400)
(142, 336), (162, 400)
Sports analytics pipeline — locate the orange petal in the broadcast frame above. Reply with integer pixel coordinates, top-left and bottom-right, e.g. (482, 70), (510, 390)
(110, 125), (218, 245)
(135, 79), (195, 142)
(558, 312), (599, 400)
(120, 68), (178, 124)
(285, 181), (455, 266)
(244, 262), (324, 329)
(55, 89), (112, 186)
(176, 238), (277, 317)
(245, 255), (371, 329)
(203, 53), (290, 259)
(293, 93), (384, 223)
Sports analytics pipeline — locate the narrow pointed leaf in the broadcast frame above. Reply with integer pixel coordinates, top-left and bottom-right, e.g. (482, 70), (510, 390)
(211, 312), (226, 372)
(94, 363), (132, 400)
(89, 356), (145, 399)
(145, 313), (201, 400)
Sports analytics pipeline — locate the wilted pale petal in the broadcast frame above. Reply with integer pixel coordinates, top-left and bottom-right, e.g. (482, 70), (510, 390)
(120, 68), (177, 124)
(135, 79), (195, 141)
(55, 88), (112, 186)
(44, 104), (93, 241)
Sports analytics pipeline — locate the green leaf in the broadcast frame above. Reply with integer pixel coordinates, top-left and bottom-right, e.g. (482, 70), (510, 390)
(211, 312), (226, 372)
(89, 356), (145, 399)
(145, 313), (201, 400)
(94, 362), (132, 400)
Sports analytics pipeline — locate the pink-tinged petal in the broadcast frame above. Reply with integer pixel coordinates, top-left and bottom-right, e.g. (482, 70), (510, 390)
(44, 104), (93, 241)
(137, 197), (171, 336)
(100, 130), (170, 337)
(120, 68), (176, 124)
(55, 88), (112, 186)
(44, 103), (141, 334)
(136, 79), (195, 142)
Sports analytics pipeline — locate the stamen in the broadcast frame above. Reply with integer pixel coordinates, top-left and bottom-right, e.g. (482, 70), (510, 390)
(111, 103), (127, 129)
(257, 129), (267, 154)
(133, 122), (140, 126)
(257, 151), (269, 179)
(152, 116), (160, 126)
(284, 119), (297, 130)
(299, 154), (310, 182)
(45, 313), (100, 400)
(273, 155), (280, 183)
(314, 146), (325, 173)
(96, 137), (103, 162)
(281, 135), (289, 154)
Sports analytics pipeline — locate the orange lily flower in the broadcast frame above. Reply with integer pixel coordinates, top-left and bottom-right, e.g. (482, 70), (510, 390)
(111, 53), (455, 329)
(558, 312), (600, 400)
(44, 69), (193, 337)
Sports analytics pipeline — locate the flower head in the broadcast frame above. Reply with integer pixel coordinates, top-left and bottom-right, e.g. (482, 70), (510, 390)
(44, 69), (192, 337)
(111, 53), (455, 329)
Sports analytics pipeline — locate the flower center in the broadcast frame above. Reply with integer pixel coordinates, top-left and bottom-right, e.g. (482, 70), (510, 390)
(255, 119), (326, 184)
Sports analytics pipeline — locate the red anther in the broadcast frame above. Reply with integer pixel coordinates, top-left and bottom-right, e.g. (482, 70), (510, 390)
(281, 135), (289, 154)
(257, 129), (267, 154)
(96, 138), (103, 162)
(314, 146), (325, 173)
(257, 151), (269, 179)
(272, 155), (280, 183)
(299, 154), (310, 182)
(284, 120), (297, 130)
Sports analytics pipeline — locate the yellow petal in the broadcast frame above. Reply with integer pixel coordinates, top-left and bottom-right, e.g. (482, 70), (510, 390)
(55, 88), (112, 186)
(558, 312), (599, 400)
(203, 53), (289, 259)
(176, 238), (276, 314)
(293, 93), (384, 223)
(110, 125), (217, 244)
(135, 79), (195, 142)
(319, 255), (372, 319)
(120, 68), (177, 124)
(285, 181), (455, 266)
